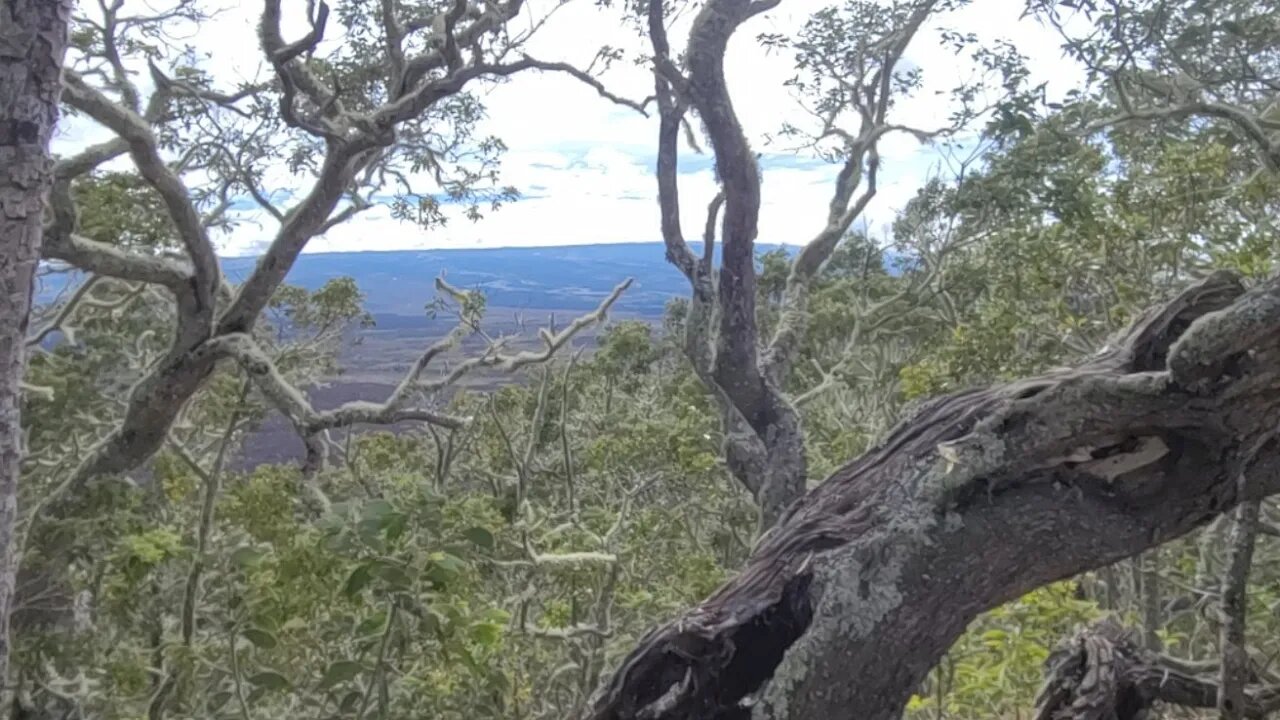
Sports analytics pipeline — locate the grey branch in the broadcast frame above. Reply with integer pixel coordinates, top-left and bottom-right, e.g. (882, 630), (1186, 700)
(212, 277), (630, 476)
(60, 70), (221, 311)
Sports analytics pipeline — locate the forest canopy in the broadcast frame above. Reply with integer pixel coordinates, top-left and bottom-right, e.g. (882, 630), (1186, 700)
(1, 0), (1280, 719)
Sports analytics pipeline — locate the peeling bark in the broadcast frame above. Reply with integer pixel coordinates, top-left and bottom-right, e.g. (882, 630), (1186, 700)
(588, 272), (1280, 720)
(0, 0), (72, 694)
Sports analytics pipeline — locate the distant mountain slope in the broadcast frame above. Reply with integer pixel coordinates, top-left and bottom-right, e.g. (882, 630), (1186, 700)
(39, 241), (859, 320)
(223, 242), (801, 317)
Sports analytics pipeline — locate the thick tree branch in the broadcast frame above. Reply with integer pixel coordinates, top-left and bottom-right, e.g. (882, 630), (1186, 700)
(588, 270), (1280, 720)
(259, 0), (344, 138)
(217, 145), (371, 334)
(649, 0), (699, 288)
(60, 70), (220, 317)
(41, 234), (190, 290)
(396, 0), (526, 95)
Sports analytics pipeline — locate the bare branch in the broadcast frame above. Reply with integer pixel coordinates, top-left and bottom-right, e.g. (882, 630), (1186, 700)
(42, 233), (192, 290)
(61, 70), (221, 311)
(25, 276), (101, 348)
(259, 0), (344, 138)
(209, 332), (468, 432)
(215, 278), (630, 479)
(519, 56), (652, 116)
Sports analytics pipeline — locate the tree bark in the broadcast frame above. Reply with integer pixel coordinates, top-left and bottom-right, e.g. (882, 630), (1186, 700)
(649, 0), (933, 532)
(1035, 619), (1280, 720)
(587, 271), (1280, 720)
(1219, 497), (1261, 720)
(0, 0), (71, 696)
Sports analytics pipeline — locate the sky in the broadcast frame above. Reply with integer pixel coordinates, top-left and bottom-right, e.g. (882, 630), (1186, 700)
(52, 0), (1087, 258)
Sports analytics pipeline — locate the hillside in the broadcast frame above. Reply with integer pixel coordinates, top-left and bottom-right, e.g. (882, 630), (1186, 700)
(38, 241), (805, 325)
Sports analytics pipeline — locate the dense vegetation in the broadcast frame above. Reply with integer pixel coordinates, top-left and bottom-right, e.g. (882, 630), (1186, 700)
(3, 0), (1280, 718)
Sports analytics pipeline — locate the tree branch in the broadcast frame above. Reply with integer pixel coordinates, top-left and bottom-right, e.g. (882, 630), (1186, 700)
(1036, 620), (1280, 720)
(683, 0), (775, 421)
(649, 0), (699, 288)
(214, 278), (630, 477)
(762, 0), (937, 383)
(60, 70), (220, 315)
(588, 270), (1280, 720)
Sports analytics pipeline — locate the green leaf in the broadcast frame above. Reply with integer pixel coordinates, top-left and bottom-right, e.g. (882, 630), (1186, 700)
(356, 611), (388, 636)
(463, 526), (495, 550)
(383, 511), (409, 541)
(469, 620), (505, 647)
(248, 671), (289, 691)
(361, 499), (394, 522)
(371, 561), (412, 590)
(343, 563), (373, 598)
(231, 546), (265, 568)
(242, 627), (278, 649)
(431, 551), (468, 573)
(319, 660), (364, 689)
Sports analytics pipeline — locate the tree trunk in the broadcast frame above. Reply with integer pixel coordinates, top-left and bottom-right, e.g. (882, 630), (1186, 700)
(0, 0), (71, 696)
(587, 271), (1280, 720)
(1218, 498), (1261, 720)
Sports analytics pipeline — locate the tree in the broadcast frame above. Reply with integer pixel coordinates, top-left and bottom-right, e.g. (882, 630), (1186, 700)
(36, 0), (633, 517)
(1031, 0), (1280, 172)
(585, 1), (1280, 716)
(0, 0), (71, 697)
(588, 266), (1280, 720)
(17, 0), (1280, 718)
(647, 0), (1008, 530)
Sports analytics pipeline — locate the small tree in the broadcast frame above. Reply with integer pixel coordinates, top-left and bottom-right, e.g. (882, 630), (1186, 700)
(646, 0), (1004, 529)
(37, 0), (631, 514)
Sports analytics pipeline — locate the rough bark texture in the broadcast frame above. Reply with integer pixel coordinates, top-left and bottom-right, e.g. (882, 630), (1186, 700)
(587, 271), (1280, 720)
(1035, 620), (1280, 720)
(0, 0), (71, 692)
(1219, 497), (1262, 720)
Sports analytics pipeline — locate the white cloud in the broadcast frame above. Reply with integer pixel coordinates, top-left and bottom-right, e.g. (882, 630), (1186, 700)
(54, 0), (1086, 258)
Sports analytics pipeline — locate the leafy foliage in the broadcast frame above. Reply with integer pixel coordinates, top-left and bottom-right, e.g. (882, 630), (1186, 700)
(13, 1), (1280, 719)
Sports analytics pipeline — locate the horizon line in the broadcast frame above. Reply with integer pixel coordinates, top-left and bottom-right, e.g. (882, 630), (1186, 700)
(217, 239), (804, 261)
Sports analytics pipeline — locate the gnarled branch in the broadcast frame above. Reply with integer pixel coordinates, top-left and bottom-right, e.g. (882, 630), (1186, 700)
(588, 270), (1280, 720)
(1035, 620), (1280, 720)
